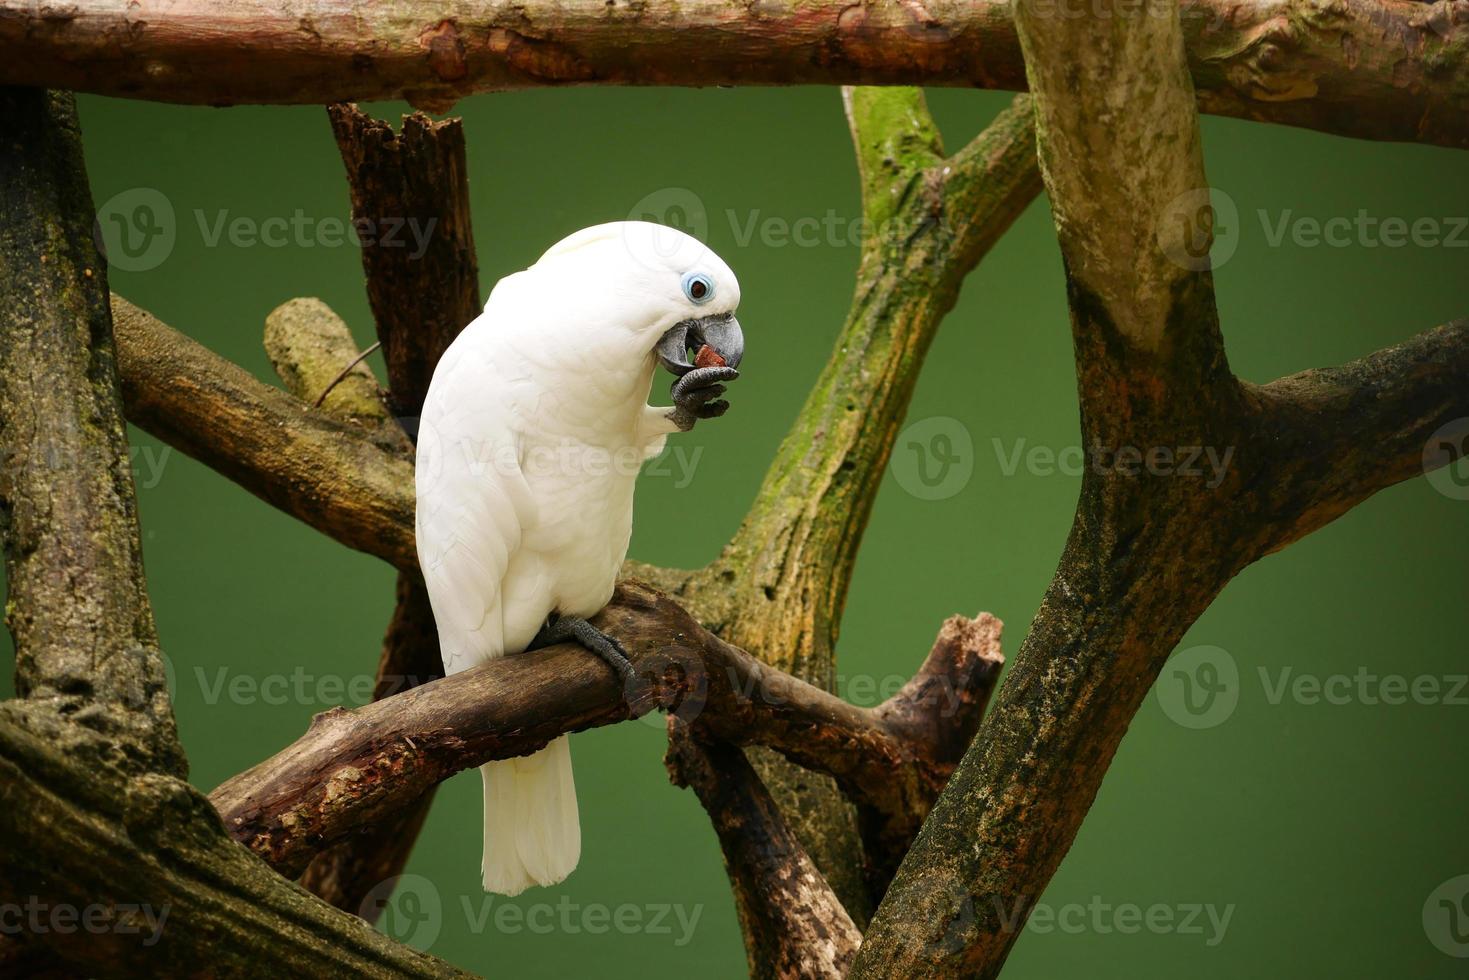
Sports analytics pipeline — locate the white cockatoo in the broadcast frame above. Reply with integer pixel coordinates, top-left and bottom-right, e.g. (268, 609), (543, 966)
(415, 221), (744, 896)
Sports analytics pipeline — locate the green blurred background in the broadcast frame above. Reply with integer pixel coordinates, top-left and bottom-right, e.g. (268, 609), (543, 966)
(4, 87), (1466, 977)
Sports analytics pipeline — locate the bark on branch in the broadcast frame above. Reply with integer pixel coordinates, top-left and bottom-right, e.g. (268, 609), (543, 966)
(0, 90), (465, 979)
(851, 0), (1469, 973)
(112, 294), (421, 571)
(295, 103), (479, 921)
(325, 103), (480, 419)
(263, 297), (393, 423)
(706, 92), (1038, 685)
(208, 582), (1002, 882)
(0, 705), (472, 979)
(665, 722), (862, 980)
(262, 294), (438, 917)
(0, 88), (184, 779)
(1251, 319), (1469, 552)
(2, 0), (1468, 147)
(678, 91), (1037, 932)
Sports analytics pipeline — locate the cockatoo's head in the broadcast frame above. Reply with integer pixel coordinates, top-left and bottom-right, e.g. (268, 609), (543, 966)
(529, 221), (744, 378)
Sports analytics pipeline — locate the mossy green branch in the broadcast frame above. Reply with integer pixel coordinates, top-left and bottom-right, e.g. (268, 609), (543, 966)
(704, 91), (1039, 687)
(845, 87), (945, 235)
(676, 90), (1038, 950)
(264, 297), (392, 424)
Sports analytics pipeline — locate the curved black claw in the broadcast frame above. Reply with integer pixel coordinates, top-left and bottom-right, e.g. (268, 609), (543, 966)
(530, 614), (636, 686)
(668, 365), (739, 432)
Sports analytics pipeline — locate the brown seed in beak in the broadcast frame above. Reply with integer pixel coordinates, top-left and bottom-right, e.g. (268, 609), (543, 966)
(694, 344), (727, 369)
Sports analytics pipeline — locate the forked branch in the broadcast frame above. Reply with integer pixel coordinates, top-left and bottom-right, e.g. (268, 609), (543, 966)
(209, 582), (1002, 880)
(852, 0), (1469, 974)
(682, 90), (1036, 930)
(1252, 319), (1469, 552)
(113, 295), (421, 571)
(666, 722), (862, 980)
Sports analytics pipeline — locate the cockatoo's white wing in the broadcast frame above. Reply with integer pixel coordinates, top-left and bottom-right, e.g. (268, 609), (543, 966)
(415, 309), (579, 898)
(415, 331), (534, 673)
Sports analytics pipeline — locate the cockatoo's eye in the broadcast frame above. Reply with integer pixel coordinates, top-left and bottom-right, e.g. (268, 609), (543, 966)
(682, 273), (715, 305)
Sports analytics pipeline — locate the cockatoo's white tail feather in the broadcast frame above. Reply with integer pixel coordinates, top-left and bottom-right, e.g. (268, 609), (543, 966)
(480, 737), (580, 896)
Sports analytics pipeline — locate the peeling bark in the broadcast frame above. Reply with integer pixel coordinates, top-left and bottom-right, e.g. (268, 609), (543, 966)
(325, 103), (479, 421)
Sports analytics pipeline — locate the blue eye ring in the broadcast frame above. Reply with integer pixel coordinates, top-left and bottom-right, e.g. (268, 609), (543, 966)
(682, 272), (715, 305)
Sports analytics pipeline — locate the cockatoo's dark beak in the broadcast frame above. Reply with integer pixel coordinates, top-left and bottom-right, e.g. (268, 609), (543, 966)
(656, 313), (744, 376)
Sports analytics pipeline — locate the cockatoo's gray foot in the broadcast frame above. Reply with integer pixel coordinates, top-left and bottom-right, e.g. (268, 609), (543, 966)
(667, 365), (740, 432)
(531, 614), (636, 685)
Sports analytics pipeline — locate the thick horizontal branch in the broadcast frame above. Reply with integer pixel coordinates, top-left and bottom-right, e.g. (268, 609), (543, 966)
(109, 295), (1008, 879)
(209, 582), (1002, 879)
(1250, 318), (1469, 552)
(3, 0), (1467, 147)
(665, 724), (861, 980)
(112, 295), (421, 571)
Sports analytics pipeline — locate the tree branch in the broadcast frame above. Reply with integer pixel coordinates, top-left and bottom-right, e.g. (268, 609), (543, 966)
(1016, 0), (1216, 354)
(707, 92), (1036, 684)
(851, 0), (1469, 973)
(0, 87), (184, 779)
(261, 295), (439, 917)
(1251, 318), (1469, 553)
(3, 0), (1468, 147)
(207, 583), (1002, 882)
(851, 0), (1244, 974)
(112, 294), (421, 571)
(665, 721), (861, 980)
(0, 705), (472, 979)
(325, 103), (480, 419)
(263, 297), (394, 424)
(0, 90), (464, 979)
(297, 104), (478, 919)
(680, 91), (1036, 929)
